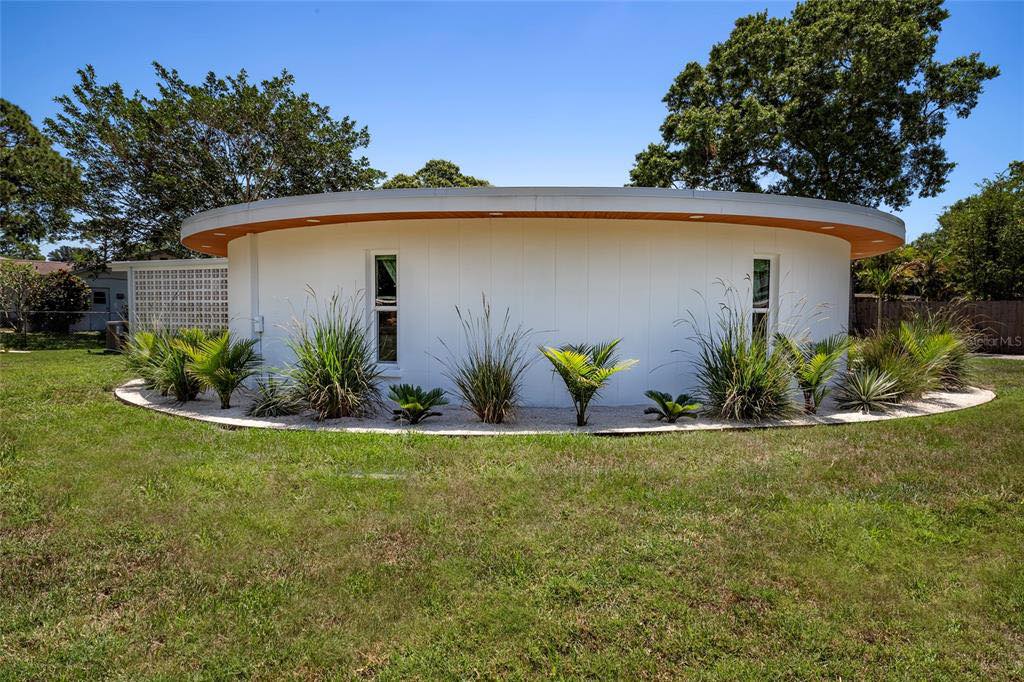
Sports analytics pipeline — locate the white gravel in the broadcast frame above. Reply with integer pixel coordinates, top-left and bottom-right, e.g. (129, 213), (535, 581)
(114, 381), (995, 436)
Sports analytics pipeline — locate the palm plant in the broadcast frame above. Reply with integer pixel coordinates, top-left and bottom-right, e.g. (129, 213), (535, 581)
(122, 330), (169, 390)
(643, 390), (701, 423)
(775, 333), (849, 413)
(438, 296), (534, 424)
(182, 331), (261, 409)
(540, 339), (637, 426)
(388, 384), (449, 425)
(286, 293), (384, 420)
(247, 377), (304, 417)
(157, 327), (207, 403)
(858, 263), (910, 331)
(836, 367), (901, 414)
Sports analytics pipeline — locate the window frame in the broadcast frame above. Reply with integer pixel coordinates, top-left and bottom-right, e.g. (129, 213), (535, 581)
(751, 254), (778, 340)
(367, 250), (399, 366)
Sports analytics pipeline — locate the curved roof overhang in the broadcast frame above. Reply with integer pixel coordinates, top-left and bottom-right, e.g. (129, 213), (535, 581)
(181, 187), (905, 259)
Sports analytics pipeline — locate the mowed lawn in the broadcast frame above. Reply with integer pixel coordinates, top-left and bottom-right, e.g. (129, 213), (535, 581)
(1, 343), (1022, 679)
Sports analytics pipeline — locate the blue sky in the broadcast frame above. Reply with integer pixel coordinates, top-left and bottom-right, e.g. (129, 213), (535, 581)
(2, 1), (1021, 246)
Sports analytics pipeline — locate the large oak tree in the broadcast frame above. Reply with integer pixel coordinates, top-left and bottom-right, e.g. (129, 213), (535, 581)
(46, 64), (385, 260)
(630, 0), (999, 209)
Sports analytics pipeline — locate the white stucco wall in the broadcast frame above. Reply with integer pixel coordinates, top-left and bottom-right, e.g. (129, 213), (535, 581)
(227, 218), (850, 407)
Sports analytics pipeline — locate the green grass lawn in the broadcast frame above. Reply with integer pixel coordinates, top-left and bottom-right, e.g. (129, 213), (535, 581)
(1, 346), (1022, 679)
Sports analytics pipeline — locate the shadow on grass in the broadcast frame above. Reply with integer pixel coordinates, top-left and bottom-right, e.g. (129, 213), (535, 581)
(0, 330), (106, 351)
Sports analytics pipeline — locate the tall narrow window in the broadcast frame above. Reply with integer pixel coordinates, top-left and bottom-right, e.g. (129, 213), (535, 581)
(752, 257), (771, 341)
(374, 254), (398, 362)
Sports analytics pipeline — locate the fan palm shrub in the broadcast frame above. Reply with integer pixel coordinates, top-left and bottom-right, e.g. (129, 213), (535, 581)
(691, 303), (795, 421)
(122, 330), (169, 390)
(836, 367), (901, 414)
(643, 390), (701, 423)
(540, 339), (637, 426)
(775, 333), (849, 413)
(388, 384), (449, 425)
(182, 331), (261, 409)
(439, 296), (534, 424)
(286, 293), (384, 420)
(157, 327), (207, 403)
(247, 377), (304, 417)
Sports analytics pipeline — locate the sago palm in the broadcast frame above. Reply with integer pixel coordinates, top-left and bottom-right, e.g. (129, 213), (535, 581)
(540, 339), (637, 426)
(775, 333), (849, 413)
(388, 384), (449, 425)
(183, 331), (261, 409)
(643, 390), (701, 423)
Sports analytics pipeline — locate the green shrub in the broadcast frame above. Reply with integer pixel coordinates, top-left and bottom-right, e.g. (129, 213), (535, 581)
(158, 328), (207, 403)
(690, 303), (795, 422)
(775, 333), (848, 413)
(388, 384), (448, 425)
(836, 367), (901, 414)
(439, 296), (533, 424)
(247, 377), (304, 418)
(182, 331), (260, 409)
(27, 270), (91, 333)
(540, 339), (637, 426)
(286, 293), (383, 420)
(643, 390), (701, 423)
(123, 329), (169, 390)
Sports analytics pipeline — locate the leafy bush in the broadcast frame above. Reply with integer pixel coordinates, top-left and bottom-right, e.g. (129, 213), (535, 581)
(388, 384), (448, 425)
(28, 270), (92, 333)
(643, 390), (701, 423)
(158, 328), (207, 402)
(775, 333), (848, 413)
(123, 329), (169, 390)
(540, 339), (637, 426)
(182, 331), (260, 409)
(439, 296), (533, 424)
(247, 377), (304, 417)
(836, 367), (901, 414)
(286, 294), (383, 420)
(690, 302), (795, 421)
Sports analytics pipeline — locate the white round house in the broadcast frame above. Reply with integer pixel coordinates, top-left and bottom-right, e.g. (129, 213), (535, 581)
(180, 188), (904, 407)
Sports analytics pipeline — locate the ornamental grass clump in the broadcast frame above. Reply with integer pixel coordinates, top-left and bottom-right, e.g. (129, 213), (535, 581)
(388, 384), (448, 425)
(181, 331), (260, 409)
(286, 293), (384, 420)
(689, 302), (795, 422)
(540, 339), (637, 427)
(643, 390), (701, 423)
(775, 333), (849, 413)
(439, 296), (534, 424)
(246, 377), (304, 418)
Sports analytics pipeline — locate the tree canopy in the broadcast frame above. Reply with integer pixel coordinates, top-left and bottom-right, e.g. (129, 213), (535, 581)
(0, 99), (81, 257)
(45, 64), (384, 260)
(382, 159), (489, 189)
(629, 0), (999, 210)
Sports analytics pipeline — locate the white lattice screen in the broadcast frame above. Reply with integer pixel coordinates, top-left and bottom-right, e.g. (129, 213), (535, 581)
(131, 266), (229, 332)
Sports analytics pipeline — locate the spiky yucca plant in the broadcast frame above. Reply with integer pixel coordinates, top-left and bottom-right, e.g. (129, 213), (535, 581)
(775, 333), (849, 413)
(540, 339), (637, 426)
(286, 293), (384, 420)
(388, 384), (448, 425)
(643, 391), (701, 423)
(182, 331), (261, 409)
(836, 367), (901, 414)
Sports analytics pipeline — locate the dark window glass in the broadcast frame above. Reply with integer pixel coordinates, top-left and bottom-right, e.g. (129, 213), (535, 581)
(752, 311), (768, 342)
(753, 258), (771, 309)
(375, 255), (397, 306)
(93, 290), (107, 305)
(377, 310), (397, 362)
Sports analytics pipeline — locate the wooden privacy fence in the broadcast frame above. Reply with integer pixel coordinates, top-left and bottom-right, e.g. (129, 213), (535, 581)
(852, 299), (1024, 354)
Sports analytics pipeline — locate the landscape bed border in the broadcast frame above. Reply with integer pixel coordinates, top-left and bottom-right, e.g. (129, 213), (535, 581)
(114, 379), (996, 437)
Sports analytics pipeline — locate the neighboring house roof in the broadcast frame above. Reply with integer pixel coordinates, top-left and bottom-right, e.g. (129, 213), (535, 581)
(1, 258), (73, 274)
